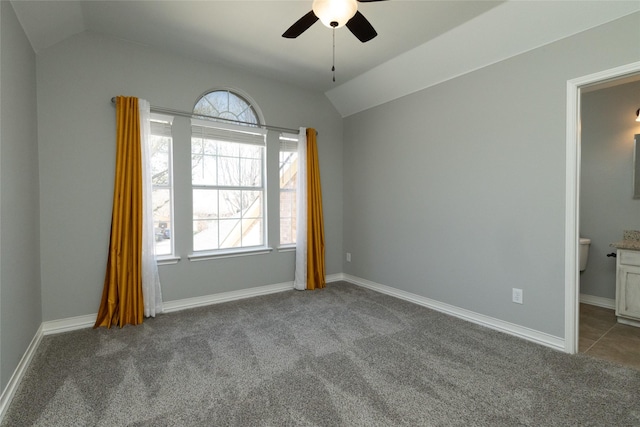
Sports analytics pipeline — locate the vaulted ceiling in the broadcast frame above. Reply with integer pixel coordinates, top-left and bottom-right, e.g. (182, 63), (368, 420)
(10, 1), (640, 116)
(10, 1), (503, 90)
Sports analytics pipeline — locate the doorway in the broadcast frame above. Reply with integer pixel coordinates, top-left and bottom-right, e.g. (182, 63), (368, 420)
(566, 60), (640, 354)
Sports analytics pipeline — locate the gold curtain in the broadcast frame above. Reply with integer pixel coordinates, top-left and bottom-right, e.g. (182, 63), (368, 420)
(94, 96), (144, 328)
(306, 128), (325, 290)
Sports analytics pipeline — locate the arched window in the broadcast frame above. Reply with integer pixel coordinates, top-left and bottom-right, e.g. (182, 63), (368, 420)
(193, 89), (260, 126)
(191, 89), (267, 255)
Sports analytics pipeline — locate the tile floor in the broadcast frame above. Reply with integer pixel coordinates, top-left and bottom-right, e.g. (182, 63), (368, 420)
(579, 303), (640, 370)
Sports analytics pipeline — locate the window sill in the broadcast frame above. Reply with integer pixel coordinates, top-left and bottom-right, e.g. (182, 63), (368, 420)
(188, 247), (273, 262)
(278, 245), (296, 253)
(157, 255), (181, 265)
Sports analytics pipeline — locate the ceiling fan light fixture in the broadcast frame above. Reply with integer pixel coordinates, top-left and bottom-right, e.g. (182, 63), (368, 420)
(312, 0), (358, 29)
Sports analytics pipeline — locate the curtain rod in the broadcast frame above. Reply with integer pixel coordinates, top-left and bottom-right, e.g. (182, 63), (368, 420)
(110, 97), (303, 135)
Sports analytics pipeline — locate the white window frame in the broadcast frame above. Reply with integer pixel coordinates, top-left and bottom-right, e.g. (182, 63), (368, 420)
(189, 118), (270, 260)
(279, 132), (299, 248)
(149, 113), (176, 262)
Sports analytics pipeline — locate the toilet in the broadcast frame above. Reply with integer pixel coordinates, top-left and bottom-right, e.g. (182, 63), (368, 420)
(579, 237), (591, 272)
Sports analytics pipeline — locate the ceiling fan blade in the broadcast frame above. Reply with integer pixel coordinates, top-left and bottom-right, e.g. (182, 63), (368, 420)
(282, 11), (319, 38)
(346, 11), (377, 43)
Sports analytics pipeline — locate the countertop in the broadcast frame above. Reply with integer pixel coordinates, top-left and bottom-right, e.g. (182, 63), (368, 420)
(610, 240), (640, 251)
(610, 230), (640, 250)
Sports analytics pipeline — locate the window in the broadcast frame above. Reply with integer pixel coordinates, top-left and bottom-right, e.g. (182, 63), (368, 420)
(279, 133), (298, 246)
(194, 89), (259, 125)
(191, 90), (266, 253)
(149, 114), (174, 256)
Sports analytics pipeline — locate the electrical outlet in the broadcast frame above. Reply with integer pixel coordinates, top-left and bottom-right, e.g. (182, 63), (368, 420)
(346, 252), (351, 262)
(512, 288), (523, 304)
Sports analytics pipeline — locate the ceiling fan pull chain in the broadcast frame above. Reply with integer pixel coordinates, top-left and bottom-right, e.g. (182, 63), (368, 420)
(332, 26), (336, 82)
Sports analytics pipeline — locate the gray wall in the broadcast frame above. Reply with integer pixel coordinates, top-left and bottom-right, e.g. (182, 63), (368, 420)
(343, 12), (640, 338)
(2, 1), (639, 395)
(580, 81), (640, 300)
(0, 1), (42, 391)
(36, 32), (343, 321)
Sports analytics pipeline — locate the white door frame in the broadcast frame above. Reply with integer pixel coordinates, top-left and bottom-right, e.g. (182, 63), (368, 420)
(565, 60), (640, 354)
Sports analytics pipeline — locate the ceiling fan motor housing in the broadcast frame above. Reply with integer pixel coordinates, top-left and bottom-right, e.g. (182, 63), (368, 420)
(312, 0), (358, 29)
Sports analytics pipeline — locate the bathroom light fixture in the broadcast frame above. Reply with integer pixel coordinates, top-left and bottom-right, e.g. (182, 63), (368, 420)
(312, 0), (358, 29)
(636, 108), (640, 122)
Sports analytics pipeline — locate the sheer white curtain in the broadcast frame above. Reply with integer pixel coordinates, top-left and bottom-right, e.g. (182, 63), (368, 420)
(139, 99), (164, 316)
(293, 127), (307, 291)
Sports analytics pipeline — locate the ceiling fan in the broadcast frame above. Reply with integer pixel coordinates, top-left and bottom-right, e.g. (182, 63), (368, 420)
(282, 0), (387, 43)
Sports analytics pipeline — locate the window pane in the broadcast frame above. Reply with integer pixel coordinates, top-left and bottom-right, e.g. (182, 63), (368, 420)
(191, 137), (204, 183)
(192, 140), (218, 185)
(152, 188), (172, 256)
(279, 190), (296, 245)
(218, 156), (240, 186)
(192, 158), (204, 184)
(150, 120), (174, 257)
(228, 93), (245, 116)
(220, 190), (241, 219)
(218, 141), (240, 157)
(279, 140), (298, 246)
(280, 191), (293, 216)
(242, 217), (263, 246)
(203, 156), (217, 185)
(219, 219), (242, 249)
(208, 91), (228, 114)
(193, 100), (215, 117)
(193, 220), (218, 251)
(279, 151), (297, 189)
(204, 139), (217, 155)
(280, 218), (292, 245)
(150, 136), (170, 185)
(215, 218), (264, 249)
(242, 191), (262, 216)
(192, 137), (203, 154)
(240, 158), (262, 187)
(193, 189), (218, 220)
(240, 144), (261, 159)
(237, 108), (258, 124)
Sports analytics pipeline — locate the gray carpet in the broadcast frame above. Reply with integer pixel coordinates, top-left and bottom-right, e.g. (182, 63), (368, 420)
(3, 281), (639, 426)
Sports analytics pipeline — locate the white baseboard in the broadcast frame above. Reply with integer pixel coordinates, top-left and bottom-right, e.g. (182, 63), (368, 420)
(617, 316), (640, 327)
(0, 324), (43, 421)
(42, 314), (97, 335)
(39, 275), (345, 333)
(163, 274), (344, 312)
(579, 293), (615, 310)
(40, 272), (564, 352)
(342, 274), (566, 352)
(41, 282), (296, 335)
(326, 273), (344, 283)
(163, 281), (293, 312)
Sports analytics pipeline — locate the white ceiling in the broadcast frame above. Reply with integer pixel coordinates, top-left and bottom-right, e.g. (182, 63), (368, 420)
(9, 1), (640, 116)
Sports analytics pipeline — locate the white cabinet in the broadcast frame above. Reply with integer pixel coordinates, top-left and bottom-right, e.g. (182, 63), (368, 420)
(616, 249), (640, 326)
